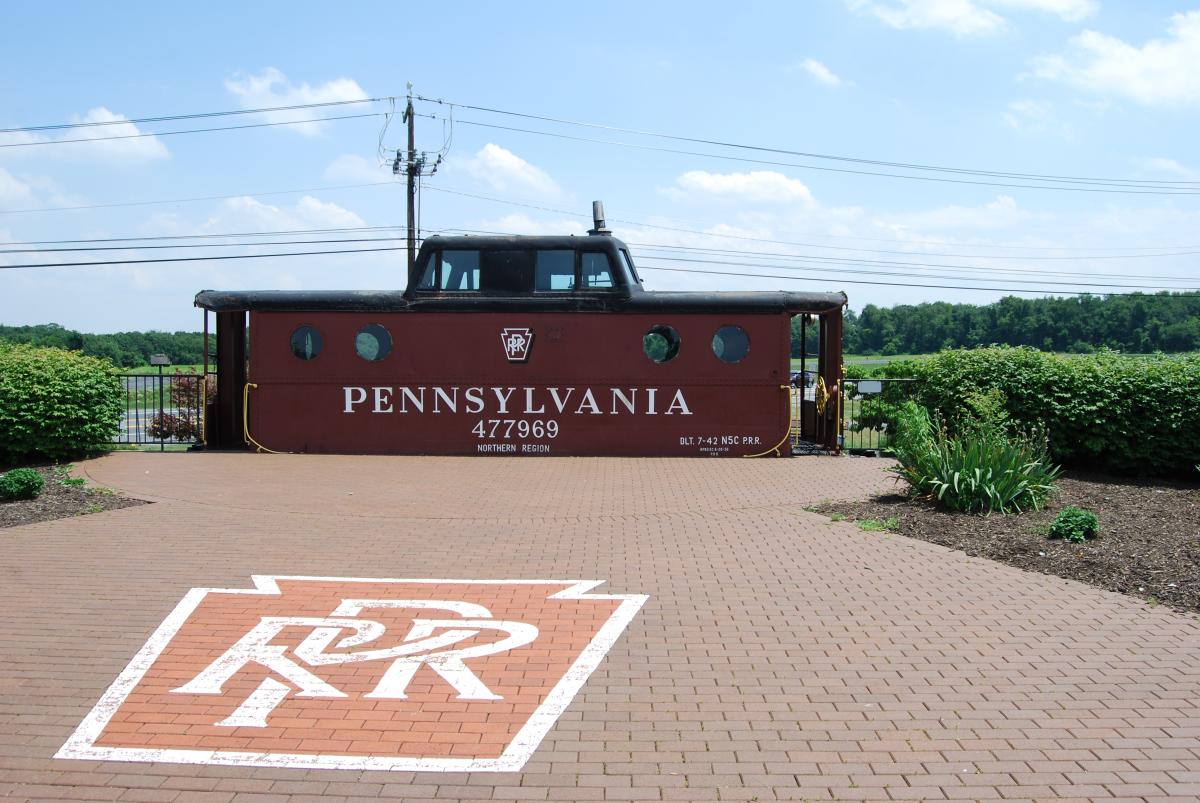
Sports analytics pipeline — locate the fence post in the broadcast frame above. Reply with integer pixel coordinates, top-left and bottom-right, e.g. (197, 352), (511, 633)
(150, 353), (171, 452)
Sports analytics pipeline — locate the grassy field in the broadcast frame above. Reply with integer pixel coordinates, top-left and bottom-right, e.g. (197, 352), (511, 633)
(790, 353), (930, 370)
(122, 364), (207, 375)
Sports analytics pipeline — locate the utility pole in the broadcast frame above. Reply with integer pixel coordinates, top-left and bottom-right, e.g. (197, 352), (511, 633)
(405, 85), (417, 277)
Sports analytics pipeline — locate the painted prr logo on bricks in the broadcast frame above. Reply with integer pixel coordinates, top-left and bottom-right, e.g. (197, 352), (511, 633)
(56, 576), (647, 772)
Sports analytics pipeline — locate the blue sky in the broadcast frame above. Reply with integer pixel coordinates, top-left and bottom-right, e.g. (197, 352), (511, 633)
(2, 0), (1198, 332)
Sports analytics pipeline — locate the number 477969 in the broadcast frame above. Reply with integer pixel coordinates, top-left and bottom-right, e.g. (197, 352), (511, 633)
(471, 419), (559, 439)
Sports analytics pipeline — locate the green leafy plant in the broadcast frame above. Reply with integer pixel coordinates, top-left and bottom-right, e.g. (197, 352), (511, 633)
(0, 343), (123, 463)
(1048, 506), (1099, 543)
(0, 468), (44, 501)
(887, 400), (1061, 514)
(857, 517), (899, 532)
(907, 347), (1200, 477)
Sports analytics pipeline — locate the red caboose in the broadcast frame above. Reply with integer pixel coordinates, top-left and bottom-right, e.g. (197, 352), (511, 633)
(196, 214), (845, 456)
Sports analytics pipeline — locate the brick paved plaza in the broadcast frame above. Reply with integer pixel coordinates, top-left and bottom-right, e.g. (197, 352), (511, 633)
(2, 452), (1199, 802)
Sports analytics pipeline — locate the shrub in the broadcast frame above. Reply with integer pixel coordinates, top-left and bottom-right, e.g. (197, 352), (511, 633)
(0, 468), (44, 500)
(888, 401), (934, 467)
(908, 347), (1200, 477)
(147, 412), (200, 441)
(888, 401), (1061, 514)
(846, 359), (925, 446)
(0, 343), (123, 463)
(1049, 506), (1099, 543)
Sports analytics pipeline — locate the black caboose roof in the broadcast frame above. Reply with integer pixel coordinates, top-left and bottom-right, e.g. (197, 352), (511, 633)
(195, 232), (846, 315)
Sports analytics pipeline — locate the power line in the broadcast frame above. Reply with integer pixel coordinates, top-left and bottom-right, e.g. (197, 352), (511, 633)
(416, 95), (1200, 189)
(628, 243), (1199, 283)
(0, 181), (398, 215)
(0, 245), (406, 270)
(636, 265), (1200, 298)
(17, 218), (1199, 257)
(17, 231), (1177, 284)
(0, 235), (407, 254)
(635, 255), (1198, 291)
(0, 112), (380, 149)
(428, 224), (1197, 283)
(0, 225), (406, 246)
(439, 116), (1200, 196)
(423, 186), (1200, 264)
(0, 97), (391, 134)
(3, 223), (1194, 298)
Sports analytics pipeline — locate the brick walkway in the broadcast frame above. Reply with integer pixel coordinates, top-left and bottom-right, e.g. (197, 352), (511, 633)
(1, 452), (1198, 802)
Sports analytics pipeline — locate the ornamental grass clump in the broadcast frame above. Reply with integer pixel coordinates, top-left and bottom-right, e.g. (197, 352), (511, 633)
(888, 400), (1061, 514)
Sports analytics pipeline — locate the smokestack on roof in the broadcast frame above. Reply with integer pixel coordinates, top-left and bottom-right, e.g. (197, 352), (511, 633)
(588, 200), (611, 236)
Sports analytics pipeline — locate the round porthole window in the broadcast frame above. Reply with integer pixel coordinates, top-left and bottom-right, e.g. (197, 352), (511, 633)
(290, 325), (323, 360)
(712, 325), (750, 363)
(643, 324), (681, 363)
(355, 323), (392, 362)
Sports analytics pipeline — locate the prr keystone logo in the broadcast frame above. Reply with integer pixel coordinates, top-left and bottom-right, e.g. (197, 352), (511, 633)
(500, 327), (534, 362)
(57, 576), (647, 772)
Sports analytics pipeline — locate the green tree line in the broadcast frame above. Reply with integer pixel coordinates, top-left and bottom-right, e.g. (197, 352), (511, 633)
(0, 324), (205, 368)
(6, 291), (1199, 369)
(792, 292), (1200, 357)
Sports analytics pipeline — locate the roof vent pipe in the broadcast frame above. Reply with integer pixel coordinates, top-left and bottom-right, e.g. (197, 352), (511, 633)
(588, 200), (612, 236)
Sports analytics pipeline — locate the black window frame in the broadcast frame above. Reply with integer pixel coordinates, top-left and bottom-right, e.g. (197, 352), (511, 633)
(533, 249), (578, 294)
(580, 251), (618, 291)
(438, 249), (483, 293)
(415, 247), (624, 295)
(289, 324), (324, 361)
(618, 248), (641, 285)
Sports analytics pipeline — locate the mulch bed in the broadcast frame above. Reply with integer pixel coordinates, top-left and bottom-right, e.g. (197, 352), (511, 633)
(0, 465), (146, 529)
(813, 470), (1200, 614)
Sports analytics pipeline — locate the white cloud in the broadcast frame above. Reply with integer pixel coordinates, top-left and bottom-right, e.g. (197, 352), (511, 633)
(224, 68), (369, 136)
(1032, 11), (1200, 107)
(323, 153), (389, 183)
(989, 0), (1095, 22)
(0, 107), (168, 164)
(1002, 99), (1071, 136)
(469, 212), (586, 236)
(667, 170), (816, 205)
(874, 195), (1034, 231)
(198, 194), (366, 235)
(66, 107), (169, 162)
(0, 170), (88, 212)
(1004, 99), (1052, 130)
(799, 58), (849, 88)
(1134, 157), (1197, 179)
(295, 196), (367, 228)
(0, 167), (33, 205)
(846, 0), (1007, 36)
(455, 144), (560, 198)
(847, 0), (1095, 36)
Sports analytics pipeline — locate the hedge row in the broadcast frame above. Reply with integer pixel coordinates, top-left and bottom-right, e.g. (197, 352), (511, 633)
(866, 347), (1199, 477)
(0, 343), (123, 464)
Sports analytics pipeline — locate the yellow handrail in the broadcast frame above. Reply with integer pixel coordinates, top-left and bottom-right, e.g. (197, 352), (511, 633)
(744, 384), (793, 458)
(242, 383), (286, 454)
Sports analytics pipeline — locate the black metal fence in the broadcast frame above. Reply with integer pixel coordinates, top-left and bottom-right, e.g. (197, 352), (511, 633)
(840, 377), (919, 454)
(113, 372), (215, 448)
